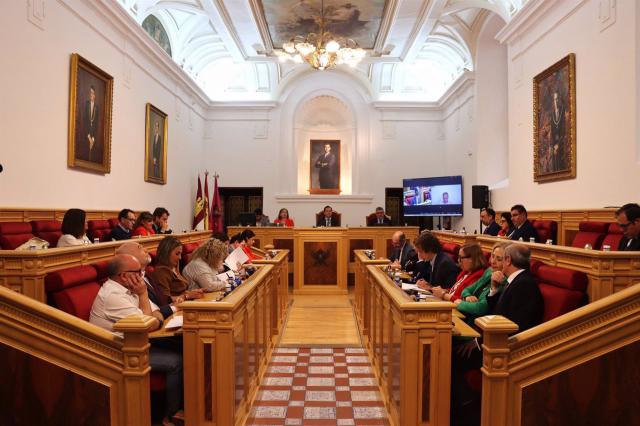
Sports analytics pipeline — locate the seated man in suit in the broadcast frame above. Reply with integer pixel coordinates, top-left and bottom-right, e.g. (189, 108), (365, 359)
(108, 209), (135, 241)
(507, 204), (539, 242)
(317, 205), (339, 227)
(152, 207), (173, 235)
(414, 231), (460, 289)
(367, 206), (392, 226)
(389, 231), (418, 271)
(90, 254), (183, 424)
(616, 203), (640, 251)
(254, 208), (270, 227)
(480, 207), (500, 236)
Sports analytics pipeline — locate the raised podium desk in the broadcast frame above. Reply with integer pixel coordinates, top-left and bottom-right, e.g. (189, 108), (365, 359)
(228, 226), (420, 295)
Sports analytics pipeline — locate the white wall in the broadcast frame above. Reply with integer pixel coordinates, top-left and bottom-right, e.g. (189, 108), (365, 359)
(0, 0), (206, 230)
(492, 0), (640, 211)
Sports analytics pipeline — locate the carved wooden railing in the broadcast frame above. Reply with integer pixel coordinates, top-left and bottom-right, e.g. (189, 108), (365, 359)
(182, 264), (280, 426)
(0, 285), (154, 425)
(0, 207), (125, 222)
(253, 249), (290, 337)
(0, 231), (212, 302)
(365, 265), (454, 426)
(431, 232), (640, 301)
(353, 250), (389, 341)
(477, 282), (640, 426)
(525, 208), (617, 246)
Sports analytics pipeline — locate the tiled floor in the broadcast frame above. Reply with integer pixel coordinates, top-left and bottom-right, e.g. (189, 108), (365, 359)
(247, 347), (389, 426)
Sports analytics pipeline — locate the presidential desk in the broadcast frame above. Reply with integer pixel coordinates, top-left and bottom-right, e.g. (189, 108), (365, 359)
(227, 226), (420, 295)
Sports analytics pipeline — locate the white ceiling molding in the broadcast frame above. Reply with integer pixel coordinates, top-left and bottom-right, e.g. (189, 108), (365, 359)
(27, 0), (46, 30)
(372, 0), (402, 55)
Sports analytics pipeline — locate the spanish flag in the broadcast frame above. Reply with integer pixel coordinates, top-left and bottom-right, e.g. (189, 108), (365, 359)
(203, 172), (210, 230)
(193, 174), (204, 229)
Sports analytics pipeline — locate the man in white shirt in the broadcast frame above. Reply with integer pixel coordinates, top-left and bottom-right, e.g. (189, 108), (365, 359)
(90, 254), (183, 423)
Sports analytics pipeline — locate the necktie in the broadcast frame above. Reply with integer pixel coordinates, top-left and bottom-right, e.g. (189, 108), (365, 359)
(326, 218), (330, 227)
(378, 218), (382, 224)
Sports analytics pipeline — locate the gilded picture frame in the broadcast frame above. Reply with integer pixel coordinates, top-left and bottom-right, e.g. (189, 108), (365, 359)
(310, 139), (341, 195)
(67, 53), (113, 174)
(145, 103), (168, 184)
(533, 53), (576, 183)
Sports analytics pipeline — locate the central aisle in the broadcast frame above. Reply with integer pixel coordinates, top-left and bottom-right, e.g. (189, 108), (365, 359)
(246, 294), (390, 425)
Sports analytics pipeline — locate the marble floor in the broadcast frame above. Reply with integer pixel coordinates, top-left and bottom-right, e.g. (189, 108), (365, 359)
(246, 347), (389, 426)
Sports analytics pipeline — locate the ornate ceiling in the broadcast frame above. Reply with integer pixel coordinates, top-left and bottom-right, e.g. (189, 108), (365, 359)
(117, 0), (528, 102)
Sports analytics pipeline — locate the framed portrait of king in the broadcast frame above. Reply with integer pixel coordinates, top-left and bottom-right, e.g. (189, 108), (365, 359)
(310, 140), (340, 195)
(145, 103), (168, 184)
(67, 53), (113, 174)
(533, 53), (576, 183)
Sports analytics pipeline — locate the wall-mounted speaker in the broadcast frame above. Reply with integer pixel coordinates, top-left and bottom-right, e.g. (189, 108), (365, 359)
(472, 185), (489, 209)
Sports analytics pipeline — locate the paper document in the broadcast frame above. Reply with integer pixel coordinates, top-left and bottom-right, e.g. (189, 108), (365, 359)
(165, 315), (183, 330)
(401, 282), (421, 291)
(225, 247), (249, 270)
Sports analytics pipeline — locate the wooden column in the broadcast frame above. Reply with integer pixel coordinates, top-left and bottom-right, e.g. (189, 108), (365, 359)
(113, 315), (156, 426)
(475, 315), (518, 426)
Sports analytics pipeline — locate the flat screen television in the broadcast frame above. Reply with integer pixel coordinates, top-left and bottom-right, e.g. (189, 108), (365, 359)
(402, 175), (463, 216)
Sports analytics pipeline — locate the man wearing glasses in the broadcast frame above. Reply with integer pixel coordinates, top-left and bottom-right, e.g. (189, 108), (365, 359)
(90, 254), (183, 425)
(507, 204), (539, 242)
(616, 203), (640, 251)
(108, 208), (136, 241)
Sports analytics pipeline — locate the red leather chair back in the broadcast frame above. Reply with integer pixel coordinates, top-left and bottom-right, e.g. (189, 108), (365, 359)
(441, 242), (460, 263)
(534, 264), (588, 322)
(108, 218), (120, 228)
(181, 242), (201, 266)
(45, 265), (101, 321)
(531, 220), (558, 243)
(315, 211), (342, 226)
(571, 221), (608, 250)
(87, 219), (113, 242)
(0, 222), (35, 249)
(602, 223), (623, 251)
(30, 220), (62, 247)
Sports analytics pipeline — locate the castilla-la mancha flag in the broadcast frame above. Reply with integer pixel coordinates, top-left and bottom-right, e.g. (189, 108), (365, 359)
(211, 174), (223, 232)
(193, 174), (204, 229)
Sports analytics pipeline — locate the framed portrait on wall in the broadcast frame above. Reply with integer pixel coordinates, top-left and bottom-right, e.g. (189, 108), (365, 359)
(145, 103), (168, 184)
(533, 53), (576, 183)
(310, 140), (340, 195)
(67, 53), (113, 174)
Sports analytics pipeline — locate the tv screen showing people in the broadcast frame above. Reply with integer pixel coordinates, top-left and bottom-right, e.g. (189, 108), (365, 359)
(403, 176), (463, 216)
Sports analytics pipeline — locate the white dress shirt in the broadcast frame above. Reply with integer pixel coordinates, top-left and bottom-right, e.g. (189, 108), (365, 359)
(57, 234), (91, 247)
(489, 268), (525, 296)
(90, 278), (159, 335)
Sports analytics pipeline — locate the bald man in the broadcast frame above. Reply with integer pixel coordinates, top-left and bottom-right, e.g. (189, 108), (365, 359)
(389, 231), (418, 271)
(90, 254), (183, 421)
(117, 242), (183, 319)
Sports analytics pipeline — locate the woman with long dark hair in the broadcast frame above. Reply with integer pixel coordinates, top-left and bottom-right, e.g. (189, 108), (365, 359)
(57, 208), (91, 247)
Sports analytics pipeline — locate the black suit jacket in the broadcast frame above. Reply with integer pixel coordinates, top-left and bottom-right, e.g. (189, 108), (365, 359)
(618, 236), (640, 251)
(483, 221), (500, 236)
(389, 242), (418, 271)
(486, 269), (543, 333)
(316, 216), (339, 227)
(107, 225), (131, 241)
(429, 252), (460, 289)
(367, 216), (392, 226)
(144, 276), (172, 319)
(509, 220), (539, 242)
(412, 260), (430, 282)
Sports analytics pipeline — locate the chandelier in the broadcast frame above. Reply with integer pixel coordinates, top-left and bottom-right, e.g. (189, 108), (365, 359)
(277, 0), (366, 70)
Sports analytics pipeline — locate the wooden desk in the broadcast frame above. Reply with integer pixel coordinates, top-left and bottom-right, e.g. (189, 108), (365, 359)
(452, 316), (480, 338)
(0, 231), (211, 302)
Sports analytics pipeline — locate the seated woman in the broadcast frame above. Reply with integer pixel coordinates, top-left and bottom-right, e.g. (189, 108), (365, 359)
(274, 208), (295, 227)
(454, 242), (508, 321)
(131, 211), (155, 237)
(57, 208), (91, 247)
(240, 229), (263, 261)
(149, 236), (203, 304)
(498, 212), (514, 237)
(183, 239), (228, 292)
(431, 243), (487, 302)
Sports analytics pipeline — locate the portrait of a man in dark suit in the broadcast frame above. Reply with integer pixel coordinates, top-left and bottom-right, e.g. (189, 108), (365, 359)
(310, 140), (340, 194)
(145, 103), (168, 184)
(75, 84), (104, 164)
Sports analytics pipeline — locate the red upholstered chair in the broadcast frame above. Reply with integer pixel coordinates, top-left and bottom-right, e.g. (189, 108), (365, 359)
(571, 221), (608, 250)
(534, 264), (588, 322)
(108, 218), (120, 228)
(602, 223), (624, 251)
(315, 210), (342, 226)
(93, 260), (111, 285)
(181, 242), (200, 266)
(441, 242), (460, 263)
(30, 220), (62, 247)
(531, 219), (557, 243)
(87, 219), (113, 242)
(45, 265), (101, 321)
(0, 222), (35, 250)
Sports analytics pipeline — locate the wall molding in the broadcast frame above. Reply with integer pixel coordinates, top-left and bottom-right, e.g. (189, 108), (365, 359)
(274, 194), (375, 204)
(496, 0), (587, 60)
